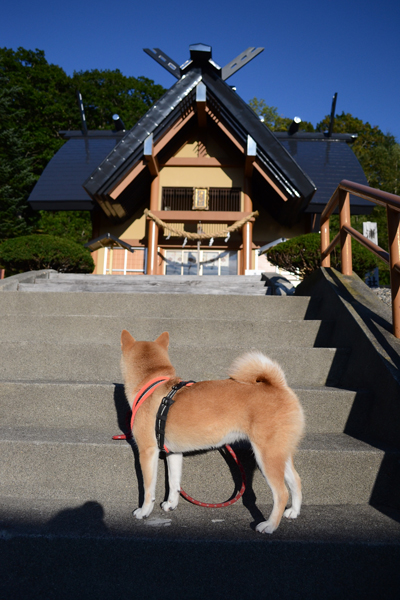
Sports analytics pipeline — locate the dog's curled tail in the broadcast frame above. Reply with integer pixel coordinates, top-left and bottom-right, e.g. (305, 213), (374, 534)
(228, 351), (288, 388)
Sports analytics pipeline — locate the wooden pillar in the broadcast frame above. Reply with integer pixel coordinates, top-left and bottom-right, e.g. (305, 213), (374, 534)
(90, 207), (101, 274)
(387, 206), (400, 338)
(147, 175), (159, 275)
(339, 189), (352, 275)
(320, 216), (331, 268)
(242, 176), (253, 274)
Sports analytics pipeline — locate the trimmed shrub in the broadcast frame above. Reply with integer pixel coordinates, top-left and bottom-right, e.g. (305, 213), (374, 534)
(266, 233), (378, 279)
(0, 234), (94, 275)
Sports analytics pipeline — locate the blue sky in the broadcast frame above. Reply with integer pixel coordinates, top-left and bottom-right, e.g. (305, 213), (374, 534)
(2, 0), (400, 141)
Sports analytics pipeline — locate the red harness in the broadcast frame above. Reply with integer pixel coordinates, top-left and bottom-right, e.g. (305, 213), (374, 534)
(112, 377), (246, 508)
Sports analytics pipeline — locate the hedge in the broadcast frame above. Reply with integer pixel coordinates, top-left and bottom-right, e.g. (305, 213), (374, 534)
(0, 234), (94, 275)
(266, 233), (378, 279)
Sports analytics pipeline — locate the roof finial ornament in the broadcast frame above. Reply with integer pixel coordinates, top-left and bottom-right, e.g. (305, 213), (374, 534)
(144, 45), (264, 81)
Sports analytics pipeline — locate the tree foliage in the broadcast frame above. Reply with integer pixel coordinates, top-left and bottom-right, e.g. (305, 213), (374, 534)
(0, 234), (94, 275)
(248, 98), (315, 132)
(0, 46), (166, 245)
(0, 68), (38, 238)
(37, 210), (92, 245)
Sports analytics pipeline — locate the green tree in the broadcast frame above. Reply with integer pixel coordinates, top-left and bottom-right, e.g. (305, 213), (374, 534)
(248, 98), (315, 132)
(0, 70), (37, 239)
(72, 70), (166, 130)
(0, 46), (166, 243)
(37, 210), (92, 245)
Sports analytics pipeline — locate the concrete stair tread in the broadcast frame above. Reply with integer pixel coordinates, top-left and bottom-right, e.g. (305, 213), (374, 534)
(18, 283), (271, 295)
(19, 274), (273, 296)
(0, 427), (389, 452)
(1, 428), (397, 507)
(1, 496), (400, 543)
(0, 314), (333, 347)
(0, 381), (367, 435)
(0, 291), (315, 319)
(0, 343), (350, 387)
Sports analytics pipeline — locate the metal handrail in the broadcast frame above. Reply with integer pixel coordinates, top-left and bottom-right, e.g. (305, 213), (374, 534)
(320, 179), (400, 338)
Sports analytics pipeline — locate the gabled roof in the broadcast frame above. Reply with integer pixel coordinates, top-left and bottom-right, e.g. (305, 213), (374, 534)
(83, 68), (203, 200)
(28, 131), (124, 211)
(275, 132), (370, 214)
(82, 47), (317, 224)
(28, 44), (372, 224)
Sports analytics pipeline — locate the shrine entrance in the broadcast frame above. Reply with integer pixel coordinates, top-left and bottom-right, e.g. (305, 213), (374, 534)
(163, 249), (238, 276)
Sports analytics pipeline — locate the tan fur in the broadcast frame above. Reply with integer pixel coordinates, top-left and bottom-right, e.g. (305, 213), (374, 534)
(120, 330), (305, 534)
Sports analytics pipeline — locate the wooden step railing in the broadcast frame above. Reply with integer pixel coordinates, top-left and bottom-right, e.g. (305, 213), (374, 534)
(320, 179), (400, 338)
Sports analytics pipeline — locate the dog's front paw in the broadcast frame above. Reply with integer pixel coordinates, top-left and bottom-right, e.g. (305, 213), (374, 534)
(256, 520), (277, 534)
(161, 500), (178, 513)
(283, 507), (299, 519)
(133, 503), (154, 520)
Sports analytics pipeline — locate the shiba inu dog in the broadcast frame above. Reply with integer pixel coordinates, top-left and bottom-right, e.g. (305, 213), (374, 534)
(120, 330), (304, 534)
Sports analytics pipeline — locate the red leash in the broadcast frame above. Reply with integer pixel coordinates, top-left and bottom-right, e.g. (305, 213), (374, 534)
(113, 379), (246, 508)
(179, 444), (246, 508)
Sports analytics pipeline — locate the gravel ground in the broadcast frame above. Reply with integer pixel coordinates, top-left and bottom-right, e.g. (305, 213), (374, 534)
(371, 287), (392, 307)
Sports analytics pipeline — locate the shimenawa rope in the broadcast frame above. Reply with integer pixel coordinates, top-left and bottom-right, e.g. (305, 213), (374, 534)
(144, 208), (259, 240)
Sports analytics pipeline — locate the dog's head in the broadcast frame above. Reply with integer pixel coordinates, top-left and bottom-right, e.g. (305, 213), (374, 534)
(120, 331), (175, 392)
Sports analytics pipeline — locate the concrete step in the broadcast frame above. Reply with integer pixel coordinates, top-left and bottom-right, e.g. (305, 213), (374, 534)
(0, 314), (333, 347)
(18, 274), (272, 295)
(2, 496), (399, 544)
(19, 283), (270, 295)
(0, 381), (368, 435)
(0, 429), (398, 507)
(0, 291), (314, 320)
(46, 273), (271, 283)
(0, 342), (348, 386)
(1, 499), (399, 599)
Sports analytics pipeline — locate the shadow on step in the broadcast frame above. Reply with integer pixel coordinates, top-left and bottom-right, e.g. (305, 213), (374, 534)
(113, 383), (144, 506)
(44, 501), (109, 537)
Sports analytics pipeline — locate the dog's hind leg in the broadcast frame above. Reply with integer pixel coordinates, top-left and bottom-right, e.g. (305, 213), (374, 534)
(252, 444), (289, 534)
(133, 446), (159, 519)
(161, 452), (183, 512)
(283, 455), (302, 519)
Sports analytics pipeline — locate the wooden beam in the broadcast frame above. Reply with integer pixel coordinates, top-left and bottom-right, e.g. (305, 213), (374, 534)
(196, 82), (207, 128)
(154, 108), (196, 155)
(253, 161), (289, 202)
(206, 107), (246, 154)
(109, 109), (195, 200)
(109, 159), (146, 200)
(144, 133), (159, 177)
(245, 135), (257, 178)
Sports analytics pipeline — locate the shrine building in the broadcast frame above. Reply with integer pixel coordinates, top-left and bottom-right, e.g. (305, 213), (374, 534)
(28, 44), (371, 276)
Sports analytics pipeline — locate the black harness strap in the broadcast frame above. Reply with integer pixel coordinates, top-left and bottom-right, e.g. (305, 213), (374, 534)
(155, 380), (195, 452)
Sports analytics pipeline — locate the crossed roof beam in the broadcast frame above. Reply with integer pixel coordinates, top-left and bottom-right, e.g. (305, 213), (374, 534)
(144, 46), (264, 81)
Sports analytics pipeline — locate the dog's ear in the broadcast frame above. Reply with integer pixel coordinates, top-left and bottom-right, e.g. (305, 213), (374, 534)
(121, 330), (135, 351)
(155, 331), (169, 349)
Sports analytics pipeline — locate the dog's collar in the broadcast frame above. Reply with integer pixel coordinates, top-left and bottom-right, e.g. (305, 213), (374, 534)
(130, 377), (171, 430)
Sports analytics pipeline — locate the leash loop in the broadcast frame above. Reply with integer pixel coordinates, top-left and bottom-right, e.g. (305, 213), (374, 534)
(179, 444), (246, 508)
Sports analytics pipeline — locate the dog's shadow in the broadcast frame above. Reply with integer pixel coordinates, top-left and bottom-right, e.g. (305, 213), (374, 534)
(223, 443), (265, 527)
(113, 383), (144, 507)
(113, 384), (264, 527)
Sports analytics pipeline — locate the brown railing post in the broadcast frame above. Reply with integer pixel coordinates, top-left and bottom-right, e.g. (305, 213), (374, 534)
(320, 216), (330, 267)
(387, 206), (400, 338)
(339, 188), (352, 275)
